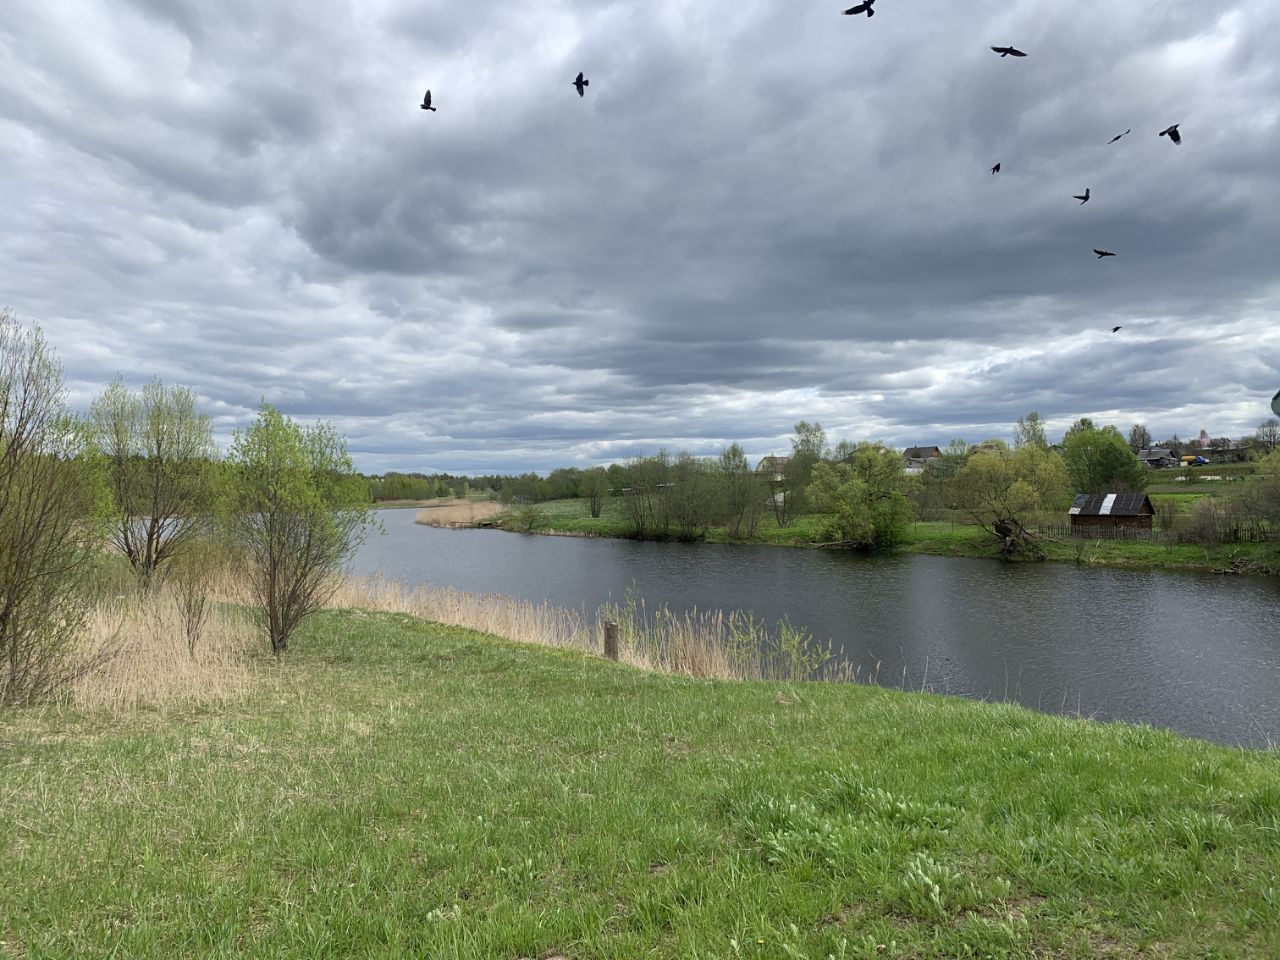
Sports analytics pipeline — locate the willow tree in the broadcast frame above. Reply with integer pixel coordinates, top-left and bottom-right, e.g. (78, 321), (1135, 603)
(953, 445), (1070, 557)
(0, 312), (105, 703)
(90, 377), (218, 586)
(807, 442), (915, 550)
(224, 404), (373, 656)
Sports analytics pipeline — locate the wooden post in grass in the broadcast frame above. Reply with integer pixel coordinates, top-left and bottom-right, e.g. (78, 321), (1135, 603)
(603, 621), (620, 661)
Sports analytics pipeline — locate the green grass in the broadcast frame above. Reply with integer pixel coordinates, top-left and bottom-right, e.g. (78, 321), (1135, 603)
(492, 501), (1280, 574)
(2, 611), (1278, 958)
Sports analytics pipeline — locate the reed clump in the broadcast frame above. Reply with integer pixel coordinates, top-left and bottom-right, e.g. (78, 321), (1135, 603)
(331, 576), (838, 683)
(414, 500), (507, 527)
(67, 585), (257, 711)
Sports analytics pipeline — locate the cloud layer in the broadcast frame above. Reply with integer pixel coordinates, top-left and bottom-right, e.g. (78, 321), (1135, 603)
(3, 0), (1278, 472)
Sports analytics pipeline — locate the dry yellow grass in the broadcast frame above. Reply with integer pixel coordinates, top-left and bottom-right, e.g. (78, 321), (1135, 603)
(67, 587), (258, 711)
(330, 576), (840, 683)
(413, 500), (507, 527)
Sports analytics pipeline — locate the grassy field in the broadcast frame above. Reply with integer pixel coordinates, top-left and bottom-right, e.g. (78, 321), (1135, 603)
(2, 610), (1278, 958)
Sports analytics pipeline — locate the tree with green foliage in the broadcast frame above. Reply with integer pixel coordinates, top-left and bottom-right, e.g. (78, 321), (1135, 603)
(581, 467), (610, 519)
(1063, 426), (1147, 493)
(0, 312), (107, 703)
(1240, 448), (1280, 539)
(90, 377), (218, 586)
(224, 404), (374, 656)
(1062, 417), (1096, 445)
(667, 453), (720, 541)
(1014, 411), (1049, 450)
(774, 421), (826, 527)
(719, 443), (764, 538)
(622, 452), (672, 538)
(790, 420), (829, 462)
(953, 445), (1071, 557)
(807, 443), (915, 550)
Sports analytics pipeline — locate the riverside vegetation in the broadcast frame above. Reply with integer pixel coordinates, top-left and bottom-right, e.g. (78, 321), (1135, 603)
(458, 422), (1280, 575)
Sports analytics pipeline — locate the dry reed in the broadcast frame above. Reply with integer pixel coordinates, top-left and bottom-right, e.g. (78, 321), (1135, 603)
(414, 500), (507, 527)
(330, 576), (843, 683)
(67, 587), (257, 711)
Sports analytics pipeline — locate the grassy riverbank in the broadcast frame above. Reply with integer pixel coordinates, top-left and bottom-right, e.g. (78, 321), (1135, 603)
(490, 498), (1280, 574)
(2, 609), (1278, 958)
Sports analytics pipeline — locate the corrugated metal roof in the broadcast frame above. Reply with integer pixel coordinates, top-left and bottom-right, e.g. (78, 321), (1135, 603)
(1069, 493), (1154, 517)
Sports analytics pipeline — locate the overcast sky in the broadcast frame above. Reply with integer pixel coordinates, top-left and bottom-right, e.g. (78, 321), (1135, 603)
(3, 0), (1279, 474)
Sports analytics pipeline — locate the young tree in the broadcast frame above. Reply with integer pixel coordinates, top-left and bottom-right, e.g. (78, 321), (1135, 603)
(581, 467), (610, 519)
(1128, 423), (1153, 454)
(224, 404), (374, 656)
(0, 312), (106, 703)
(1014, 411), (1049, 450)
(1240, 448), (1280, 539)
(719, 443), (764, 538)
(807, 443), (915, 550)
(1063, 426), (1147, 493)
(90, 377), (218, 586)
(774, 421), (827, 527)
(791, 420), (829, 462)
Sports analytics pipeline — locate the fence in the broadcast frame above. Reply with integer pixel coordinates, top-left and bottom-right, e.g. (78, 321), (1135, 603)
(1037, 523), (1171, 543)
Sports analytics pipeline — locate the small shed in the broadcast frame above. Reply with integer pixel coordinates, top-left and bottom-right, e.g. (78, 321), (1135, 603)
(1068, 493), (1155, 537)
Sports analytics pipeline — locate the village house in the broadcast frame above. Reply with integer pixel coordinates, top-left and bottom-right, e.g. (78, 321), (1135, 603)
(1137, 448), (1179, 469)
(1068, 493), (1155, 537)
(754, 456), (790, 483)
(901, 445), (943, 472)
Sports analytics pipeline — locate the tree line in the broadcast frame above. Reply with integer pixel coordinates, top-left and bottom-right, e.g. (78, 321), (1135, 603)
(0, 310), (372, 704)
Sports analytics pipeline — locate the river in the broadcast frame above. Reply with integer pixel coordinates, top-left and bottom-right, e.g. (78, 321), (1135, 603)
(352, 509), (1280, 748)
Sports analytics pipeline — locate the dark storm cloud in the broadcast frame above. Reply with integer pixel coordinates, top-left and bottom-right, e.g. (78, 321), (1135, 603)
(2, 0), (1278, 473)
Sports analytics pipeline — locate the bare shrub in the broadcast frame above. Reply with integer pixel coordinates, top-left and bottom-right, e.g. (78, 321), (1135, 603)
(0, 312), (103, 704)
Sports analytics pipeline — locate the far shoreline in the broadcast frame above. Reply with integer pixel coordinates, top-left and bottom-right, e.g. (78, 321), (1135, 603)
(388, 497), (1279, 578)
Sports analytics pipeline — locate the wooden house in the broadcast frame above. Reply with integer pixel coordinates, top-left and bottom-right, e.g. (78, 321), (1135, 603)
(1068, 493), (1155, 537)
(754, 456), (790, 483)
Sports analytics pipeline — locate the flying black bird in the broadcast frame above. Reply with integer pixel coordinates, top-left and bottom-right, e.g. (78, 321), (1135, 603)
(1111, 326), (1122, 333)
(1094, 249), (1116, 259)
(991, 162), (1001, 174)
(1159, 123), (1182, 144)
(573, 71), (589, 97)
(843, 0), (875, 16)
(991, 46), (1027, 57)
(420, 90), (436, 111)
(1107, 129), (1131, 144)
(1074, 188), (1091, 205)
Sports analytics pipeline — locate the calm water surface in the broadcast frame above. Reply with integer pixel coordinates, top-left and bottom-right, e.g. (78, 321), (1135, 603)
(353, 510), (1280, 747)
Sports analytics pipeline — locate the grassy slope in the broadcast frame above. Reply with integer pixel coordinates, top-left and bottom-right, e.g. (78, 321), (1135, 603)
(3, 612), (1278, 959)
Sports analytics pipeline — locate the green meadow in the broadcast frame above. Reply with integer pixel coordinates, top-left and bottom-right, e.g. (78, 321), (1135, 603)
(3, 610), (1278, 959)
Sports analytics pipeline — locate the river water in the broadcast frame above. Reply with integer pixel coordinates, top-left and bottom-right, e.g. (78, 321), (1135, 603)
(352, 510), (1280, 747)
